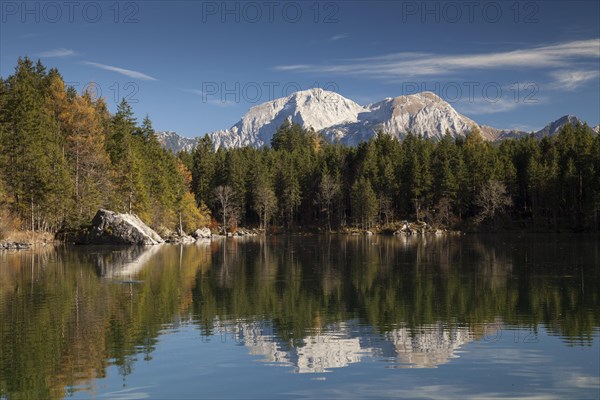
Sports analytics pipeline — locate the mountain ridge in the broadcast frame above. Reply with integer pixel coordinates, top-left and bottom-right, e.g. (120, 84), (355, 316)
(156, 89), (597, 152)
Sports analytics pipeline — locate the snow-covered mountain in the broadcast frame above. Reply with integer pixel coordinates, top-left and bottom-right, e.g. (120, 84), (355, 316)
(155, 89), (597, 152)
(155, 131), (199, 153)
(323, 91), (498, 144)
(210, 89), (365, 148)
(209, 89), (496, 148)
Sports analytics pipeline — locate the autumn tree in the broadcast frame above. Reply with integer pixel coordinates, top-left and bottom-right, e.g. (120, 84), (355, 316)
(214, 185), (238, 233)
(64, 91), (112, 223)
(317, 171), (340, 232)
(474, 180), (512, 227)
(253, 179), (277, 231)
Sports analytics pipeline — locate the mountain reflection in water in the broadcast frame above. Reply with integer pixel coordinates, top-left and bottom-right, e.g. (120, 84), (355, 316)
(0, 234), (598, 399)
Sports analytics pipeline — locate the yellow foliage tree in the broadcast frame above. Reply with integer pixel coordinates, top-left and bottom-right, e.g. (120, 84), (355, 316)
(176, 160), (210, 233)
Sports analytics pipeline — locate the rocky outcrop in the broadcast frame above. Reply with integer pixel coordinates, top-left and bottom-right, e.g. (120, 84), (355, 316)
(164, 232), (196, 244)
(232, 228), (259, 237)
(0, 242), (32, 250)
(392, 221), (456, 236)
(75, 209), (164, 245)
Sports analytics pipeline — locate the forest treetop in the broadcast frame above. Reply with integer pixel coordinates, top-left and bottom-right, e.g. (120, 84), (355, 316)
(1, 58), (599, 235)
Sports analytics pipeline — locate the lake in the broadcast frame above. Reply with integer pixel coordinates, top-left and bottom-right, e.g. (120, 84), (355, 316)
(1, 234), (599, 399)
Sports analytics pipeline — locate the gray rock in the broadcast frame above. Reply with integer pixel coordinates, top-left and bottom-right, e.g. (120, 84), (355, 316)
(164, 235), (191, 244)
(192, 227), (212, 239)
(76, 209), (164, 245)
(177, 234), (196, 244)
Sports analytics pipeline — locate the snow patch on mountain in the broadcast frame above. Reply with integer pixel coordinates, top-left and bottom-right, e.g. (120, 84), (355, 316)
(156, 90), (598, 152)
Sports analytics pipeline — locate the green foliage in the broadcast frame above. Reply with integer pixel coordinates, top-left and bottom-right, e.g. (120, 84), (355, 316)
(191, 135), (216, 206)
(351, 176), (378, 229)
(0, 58), (203, 233)
(189, 121), (598, 232)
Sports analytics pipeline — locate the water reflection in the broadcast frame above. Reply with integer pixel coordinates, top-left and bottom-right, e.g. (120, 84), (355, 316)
(0, 235), (598, 399)
(94, 245), (163, 279)
(208, 319), (496, 372)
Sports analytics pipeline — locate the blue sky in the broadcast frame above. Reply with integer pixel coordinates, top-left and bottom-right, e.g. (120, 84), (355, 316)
(1, 0), (599, 136)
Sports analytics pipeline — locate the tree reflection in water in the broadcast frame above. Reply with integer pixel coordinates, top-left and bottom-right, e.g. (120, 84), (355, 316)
(0, 234), (598, 398)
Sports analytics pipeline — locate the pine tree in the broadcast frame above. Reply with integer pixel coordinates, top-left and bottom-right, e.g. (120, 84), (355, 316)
(107, 99), (148, 216)
(191, 135), (216, 207)
(351, 176), (378, 229)
(1, 57), (57, 230)
(139, 114), (154, 140)
(277, 163), (301, 228)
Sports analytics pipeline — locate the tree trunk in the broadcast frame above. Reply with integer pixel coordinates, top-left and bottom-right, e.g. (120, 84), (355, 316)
(263, 209), (268, 233)
(75, 146), (79, 205)
(128, 189), (133, 214)
(30, 196), (34, 231)
(179, 212), (183, 235)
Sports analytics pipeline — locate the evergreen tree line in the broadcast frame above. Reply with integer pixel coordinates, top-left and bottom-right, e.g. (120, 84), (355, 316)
(183, 119), (600, 232)
(0, 57), (209, 236)
(1, 58), (598, 235)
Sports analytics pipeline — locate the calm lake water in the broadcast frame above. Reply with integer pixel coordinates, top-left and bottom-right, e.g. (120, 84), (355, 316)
(1, 235), (599, 399)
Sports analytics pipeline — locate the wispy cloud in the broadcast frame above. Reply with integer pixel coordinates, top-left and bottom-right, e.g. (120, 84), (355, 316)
(548, 69), (600, 90)
(204, 99), (237, 108)
(456, 95), (545, 115)
(274, 64), (312, 71)
(38, 48), (76, 58)
(182, 88), (205, 96)
(330, 33), (349, 42)
(82, 61), (157, 81)
(274, 39), (600, 78)
(456, 98), (523, 115)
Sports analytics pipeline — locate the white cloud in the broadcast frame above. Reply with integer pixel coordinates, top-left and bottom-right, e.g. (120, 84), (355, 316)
(548, 69), (600, 90)
(274, 39), (600, 78)
(83, 61), (157, 81)
(330, 33), (349, 41)
(273, 64), (312, 71)
(456, 95), (544, 115)
(38, 48), (76, 58)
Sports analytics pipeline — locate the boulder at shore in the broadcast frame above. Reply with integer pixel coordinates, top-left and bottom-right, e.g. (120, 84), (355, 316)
(75, 209), (164, 245)
(192, 227), (212, 239)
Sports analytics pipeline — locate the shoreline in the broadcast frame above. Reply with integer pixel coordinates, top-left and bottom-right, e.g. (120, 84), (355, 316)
(3, 225), (598, 251)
